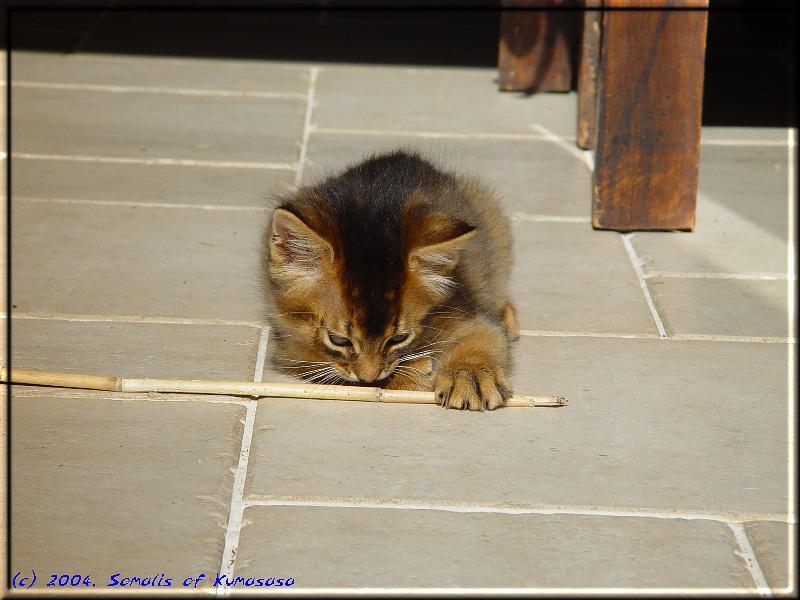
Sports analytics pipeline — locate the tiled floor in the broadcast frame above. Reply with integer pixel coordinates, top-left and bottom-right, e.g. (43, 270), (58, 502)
(4, 38), (795, 595)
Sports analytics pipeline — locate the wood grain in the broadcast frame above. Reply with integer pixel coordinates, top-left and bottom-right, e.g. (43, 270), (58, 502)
(592, 2), (709, 231)
(576, 0), (602, 149)
(498, 0), (581, 93)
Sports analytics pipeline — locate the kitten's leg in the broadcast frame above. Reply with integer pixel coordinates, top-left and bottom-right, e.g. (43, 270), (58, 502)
(385, 357), (434, 391)
(501, 301), (520, 342)
(434, 316), (513, 411)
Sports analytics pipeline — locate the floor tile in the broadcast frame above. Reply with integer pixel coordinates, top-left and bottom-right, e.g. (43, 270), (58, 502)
(12, 158), (293, 207)
(303, 132), (592, 217)
(13, 51), (311, 94)
(632, 145), (789, 275)
(511, 222), (657, 334)
(12, 87), (304, 163)
(11, 395), (244, 582)
(701, 126), (790, 143)
(649, 277), (788, 338)
(744, 521), (793, 592)
(12, 319), (259, 380)
(11, 202), (268, 322)
(235, 506), (753, 589)
(246, 336), (788, 515)
(314, 68), (577, 137)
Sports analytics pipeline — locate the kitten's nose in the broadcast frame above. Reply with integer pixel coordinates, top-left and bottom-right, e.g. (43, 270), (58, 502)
(354, 361), (383, 383)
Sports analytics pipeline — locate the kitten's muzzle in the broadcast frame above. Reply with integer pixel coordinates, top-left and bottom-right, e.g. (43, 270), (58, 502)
(353, 366), (393, 384)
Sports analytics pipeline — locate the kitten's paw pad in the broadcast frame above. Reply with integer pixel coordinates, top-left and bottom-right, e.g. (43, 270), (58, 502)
(434, 368), (512, 411)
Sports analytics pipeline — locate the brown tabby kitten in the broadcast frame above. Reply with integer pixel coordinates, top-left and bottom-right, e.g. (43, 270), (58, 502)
(263, 150), (519, 411)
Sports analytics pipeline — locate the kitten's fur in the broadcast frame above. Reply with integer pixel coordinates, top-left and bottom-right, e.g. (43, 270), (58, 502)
(263, 149), (519, 411)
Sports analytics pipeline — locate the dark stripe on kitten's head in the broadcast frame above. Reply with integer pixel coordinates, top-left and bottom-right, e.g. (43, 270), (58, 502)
(277, 149), (472, 337)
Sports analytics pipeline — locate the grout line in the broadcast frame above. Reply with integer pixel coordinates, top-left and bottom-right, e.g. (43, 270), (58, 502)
(15, 199), (599, 221)
(512, 213), (591, 223)
(10, 80), (307, 100)
(529, 121), (671, 343)
(786, 127), (797, 593)
(310, 63), (500, 78)
(644, 271), (792, 281)
(670, 334), (794, 344)
(297, 125), (790, 147)
(293, 67), (318, 189)
(13, 197), (268, 212)
(621, 234), (669, 339)
(68, 52), (314, 71)
(701, 139), (792, 147)
(11, 152), (296, 171)
(62, 53), (493, 77)
(217, 327), (269, 589)
(243, 494), (794, 525)
(529, 123), (593, 171)
(519, 329), (793, 344)
(253, 327), (270, 385)
(519, 329), (791, 344)
(216, 400), (257, 596)
(314, 125), (791, 148)
(313, 126), (556, 142)
(519, 330), (661, 340)
(728, 523), (772, 596)
(6, 311), (265, 328)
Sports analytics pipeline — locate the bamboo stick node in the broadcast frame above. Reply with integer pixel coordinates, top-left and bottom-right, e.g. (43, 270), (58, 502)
(1, 367), (568, 409)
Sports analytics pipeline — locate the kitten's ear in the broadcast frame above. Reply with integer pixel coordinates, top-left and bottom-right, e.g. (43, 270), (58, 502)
(408, 225), (476, 298)
(269, 208), (334, 286)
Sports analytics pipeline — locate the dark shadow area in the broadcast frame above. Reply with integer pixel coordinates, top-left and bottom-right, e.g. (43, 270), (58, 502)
(8, 10), (501, 68)
(702, 5), (796, 127)
(5, 5), (796, 127)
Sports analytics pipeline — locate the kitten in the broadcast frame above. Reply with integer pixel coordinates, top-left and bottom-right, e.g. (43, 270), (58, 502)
(263, 149), (519, 411)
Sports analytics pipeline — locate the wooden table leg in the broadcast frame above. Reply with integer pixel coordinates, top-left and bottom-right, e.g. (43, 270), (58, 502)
(498, 0), (580, 93)
(576, 0), (602, 149)
(592, 2), (709, 231)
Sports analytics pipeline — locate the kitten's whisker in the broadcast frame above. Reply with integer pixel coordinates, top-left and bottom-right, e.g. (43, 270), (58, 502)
(272, 357), (331, 365)
(397, 351), (442, 370)
(436, 304), (470, 314)
(395, 365), (426, 378)
(393, 368), (425, 390)
(419, 324), (447, 334)
(425, 310), (468, 320)
(314, 373), (336, 386)
(297, 365), (337, 379)
(399, 356), (441, 370)
(398, 352), (435, 362)
(408, 339), (455, 352)
(305, 369), (335, 383)
(439, 306), (469, 314)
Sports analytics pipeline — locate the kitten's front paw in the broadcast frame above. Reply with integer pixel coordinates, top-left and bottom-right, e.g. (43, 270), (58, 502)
(434, 367), (512, 411)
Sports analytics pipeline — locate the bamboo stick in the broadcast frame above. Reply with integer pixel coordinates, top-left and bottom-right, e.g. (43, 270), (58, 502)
(0, 367), (568, 408)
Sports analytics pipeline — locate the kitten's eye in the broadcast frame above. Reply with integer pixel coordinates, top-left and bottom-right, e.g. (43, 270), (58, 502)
(387, 332), (410, 346)
(327, 331), (352, 347)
